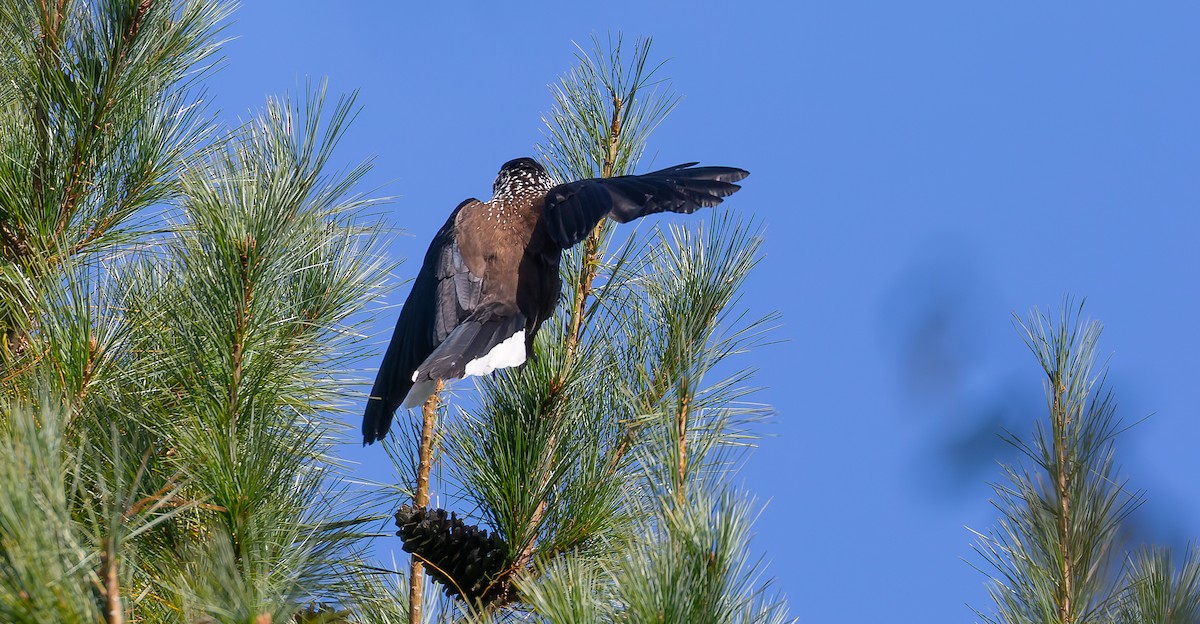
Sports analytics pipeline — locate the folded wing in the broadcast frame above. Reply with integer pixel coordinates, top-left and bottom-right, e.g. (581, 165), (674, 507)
(362, 199), (483, 445)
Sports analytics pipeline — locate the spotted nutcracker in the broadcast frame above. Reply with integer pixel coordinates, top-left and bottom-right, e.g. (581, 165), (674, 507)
(362, 157), (748, 445)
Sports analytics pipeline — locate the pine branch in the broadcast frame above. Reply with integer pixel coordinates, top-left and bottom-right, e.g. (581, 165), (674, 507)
(970, 300), (1143, 623)
(2, 6), (397, 622)
(1051, 367), (1074, 623)
(561, 85), (622, 363)
(227, 234), (255, 435)
(676, 383), (690, 507)
(409, 381), (443, 624)
(101, 536), (124, 624)
(1112, 546), (1200, 623)
(512, 50), (630, 578)
(427, 34), (784, 621)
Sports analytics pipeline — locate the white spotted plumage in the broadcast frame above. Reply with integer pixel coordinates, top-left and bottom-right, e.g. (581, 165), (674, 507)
(490, 163), (554, 204)
(483, 160), (554, 231)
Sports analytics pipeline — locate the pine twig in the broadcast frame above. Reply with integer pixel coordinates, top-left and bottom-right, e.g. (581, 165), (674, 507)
(409, 380), (443, 624)
(676, 384), (690, 507)
(227, 236), (256, 436)
(1052, 369), (1074, 623)
(101, 537), (123, 624)
(562, 94), (621, 364)
(513, 86), (626, 576)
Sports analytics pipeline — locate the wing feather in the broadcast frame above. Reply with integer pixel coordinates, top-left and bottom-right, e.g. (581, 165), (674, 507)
(362, 199), (484, 444)
(542, 163), (749, 248)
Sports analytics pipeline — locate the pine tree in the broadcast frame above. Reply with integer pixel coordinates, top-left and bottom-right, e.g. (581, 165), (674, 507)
(0, 3), (792, 621)
(385, 35), (792, 622)
(970, 301), (1200, 624)
(0, 2), (391, 621)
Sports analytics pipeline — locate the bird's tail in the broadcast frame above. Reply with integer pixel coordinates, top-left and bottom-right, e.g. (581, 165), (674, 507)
(415, 304), (527, 382)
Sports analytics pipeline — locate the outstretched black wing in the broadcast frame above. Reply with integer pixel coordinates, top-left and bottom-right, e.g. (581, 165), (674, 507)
(362, 199), (483, 445)
(542, 163), (749, 249)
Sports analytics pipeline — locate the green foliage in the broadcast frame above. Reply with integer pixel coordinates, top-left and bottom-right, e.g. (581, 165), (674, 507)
(1111, 546), (1200, 624)
(971, 302), (1200, 624)
(0, 2), (393, 621)
(619, 214), (776, 499)
(416, 35), (791, 622)
(0, 0), (227, 272)
(608, 492), (791, 624)
(520, 491), (791, 624)
(972, 303), (1139, 623)
(0, 400), (103, 624)
(537, 34), (678, 181)
(118, 85), (389, 620)
(0, 3), (789, 622)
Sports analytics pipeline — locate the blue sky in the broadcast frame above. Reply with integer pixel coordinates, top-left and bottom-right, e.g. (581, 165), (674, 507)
(210, 3), (1200, 621)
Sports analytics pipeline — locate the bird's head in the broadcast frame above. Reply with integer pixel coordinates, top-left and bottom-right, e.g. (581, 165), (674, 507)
(492, 157), (553, 201)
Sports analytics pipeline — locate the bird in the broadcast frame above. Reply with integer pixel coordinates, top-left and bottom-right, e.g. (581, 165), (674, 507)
(362, 157), (749, 444)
